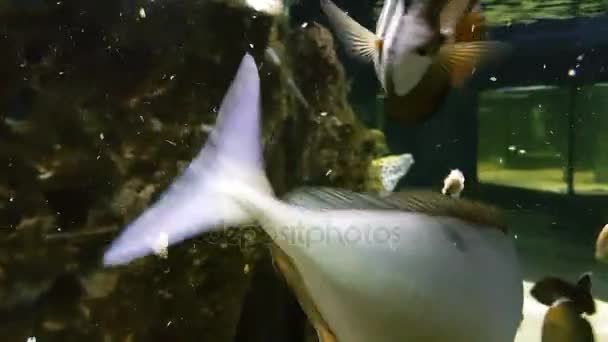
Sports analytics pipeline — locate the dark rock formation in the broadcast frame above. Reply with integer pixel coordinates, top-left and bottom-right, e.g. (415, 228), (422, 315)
(0, 1), (387, 341)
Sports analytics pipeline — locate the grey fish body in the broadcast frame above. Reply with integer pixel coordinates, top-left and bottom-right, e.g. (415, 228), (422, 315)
(103, 54), (523, 342)
(255, 186), (522, 342)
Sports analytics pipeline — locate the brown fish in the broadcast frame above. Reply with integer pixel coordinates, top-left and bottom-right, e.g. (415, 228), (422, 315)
(530, 273), (596, 342)
(321, 0), (510, 126)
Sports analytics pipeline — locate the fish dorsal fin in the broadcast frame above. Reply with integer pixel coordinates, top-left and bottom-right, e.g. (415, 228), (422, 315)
(436, 41), (511, 87)
(577, 272), (592, 293)
(283, 187), (507, 233)
(382, 190), (507, 233)
(320, 0), (380, 63)
(439, 0), (472, 36)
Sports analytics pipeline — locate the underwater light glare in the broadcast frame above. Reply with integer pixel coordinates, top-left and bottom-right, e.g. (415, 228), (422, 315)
(245, 0), (283, 16)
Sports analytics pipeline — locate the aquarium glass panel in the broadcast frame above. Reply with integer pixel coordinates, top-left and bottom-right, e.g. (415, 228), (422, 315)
(477, 85), (571, 193)
(573, 83), (608, 194)
(483, 0), (608, 26)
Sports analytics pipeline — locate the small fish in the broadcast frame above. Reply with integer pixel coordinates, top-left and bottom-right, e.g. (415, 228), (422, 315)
(103, 53), (523, 342)
(594, 224), (608, 263)
(442, 168), (464, 198)
(320, 0), (510, 125)
(530, 273), (596, 342)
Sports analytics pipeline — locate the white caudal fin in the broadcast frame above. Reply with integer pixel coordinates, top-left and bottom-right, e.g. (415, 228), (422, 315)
(103, 53), (272, 266)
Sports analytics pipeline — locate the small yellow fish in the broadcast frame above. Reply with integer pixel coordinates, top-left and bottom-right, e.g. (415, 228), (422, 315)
(364, 153), (414, 194)
(530, 273), (596, 342)
(594, 224), (608, 263)
(321, 0), (510, 125)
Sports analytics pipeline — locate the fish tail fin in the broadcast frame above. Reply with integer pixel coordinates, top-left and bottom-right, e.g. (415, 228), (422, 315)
(103, 53), (273, 266)
(320, 0), (379, 63)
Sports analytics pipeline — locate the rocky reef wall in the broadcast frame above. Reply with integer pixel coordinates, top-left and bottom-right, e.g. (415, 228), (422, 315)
(0, 1), (387, 341)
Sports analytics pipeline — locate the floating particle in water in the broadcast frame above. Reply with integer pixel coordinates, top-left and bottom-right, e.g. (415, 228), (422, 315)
(568, 69), (576, 77)
(244, 264), (250, 274)
(169, 74), (175, 80)
(27, 337), (36, 342)
(139, 8), (146, 18)
(249, 43), (254, 48)
(9, 197), (13, 202)
(489, 76), (497, 82)
(543, 64), (547, 69)
(165, 140), (177, 146)
(301, 22), (308, 28)
(508, 145), (516, 151)
(517, 149), (526, 155)
(325, 169), (333, 176)
(320, 111), (328, 116)
(442, 169), (465, 198)
(577, 54), (584, 61)
(99, 133), (104, 140)
(153, 232), (169, 259)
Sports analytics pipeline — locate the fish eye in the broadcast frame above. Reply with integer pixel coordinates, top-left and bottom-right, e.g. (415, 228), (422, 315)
(416, 47), (428, 56)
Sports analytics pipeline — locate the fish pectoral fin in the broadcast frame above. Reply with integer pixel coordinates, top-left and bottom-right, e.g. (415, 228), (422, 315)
(320, 0), (379, 63)
(437, 41), (511, 87)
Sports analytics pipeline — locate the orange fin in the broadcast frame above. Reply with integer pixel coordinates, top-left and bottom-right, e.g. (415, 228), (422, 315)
(384, 63), (451, 126)
(317, 326), (338, 342)
(437, 41), (511, 87)
(453, 8), (487, 42)
(270, 244), (337, 341)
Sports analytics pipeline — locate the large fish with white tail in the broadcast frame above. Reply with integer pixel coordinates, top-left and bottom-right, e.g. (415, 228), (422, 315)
(320, 0), (510, 125)
(103, 53), (523, 342)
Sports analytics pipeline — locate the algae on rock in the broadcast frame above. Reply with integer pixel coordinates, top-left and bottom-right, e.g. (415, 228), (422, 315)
(0, 1), (389, 340)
